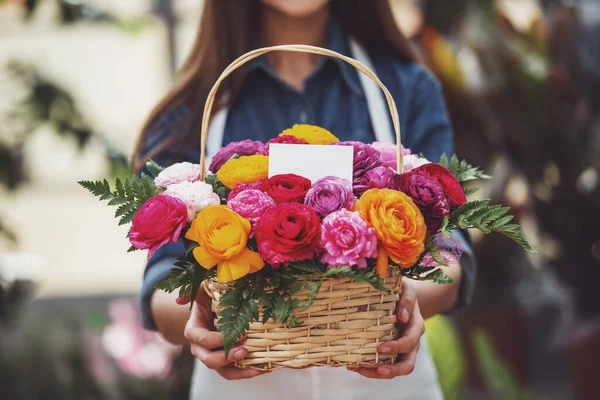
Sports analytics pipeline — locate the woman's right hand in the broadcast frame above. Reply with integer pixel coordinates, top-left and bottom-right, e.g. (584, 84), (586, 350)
(182, 286), (269, 380)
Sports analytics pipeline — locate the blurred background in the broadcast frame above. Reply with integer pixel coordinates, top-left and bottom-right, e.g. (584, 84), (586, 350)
(0, 0), (599, 398)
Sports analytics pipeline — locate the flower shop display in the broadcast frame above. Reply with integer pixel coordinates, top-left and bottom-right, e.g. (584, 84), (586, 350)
(80, 45), (535, 371)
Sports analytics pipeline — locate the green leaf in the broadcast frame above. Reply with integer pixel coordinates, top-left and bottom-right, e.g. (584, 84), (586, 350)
(145, 159), (164, 178)
(427, 241), (449, 267)
(439, 153), (449, 168)
(463, 187), (479, 196)
(204, 174), (231, 202)
(79, 174), (159, 226)
(217, 284), (260, 357)
(189, 264), (206, 310)
(443, 154), (491, 183)
(447, 200), (536, 253)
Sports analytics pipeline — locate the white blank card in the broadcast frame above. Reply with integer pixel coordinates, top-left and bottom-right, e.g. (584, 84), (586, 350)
(268, 144), (354, 183)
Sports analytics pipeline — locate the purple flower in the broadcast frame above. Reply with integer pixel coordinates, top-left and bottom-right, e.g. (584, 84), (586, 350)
(362, 166), (395, 190)
(393, 172), (451, 233)
(371, 142), (412, 171)
(332, 141), (383, 196)
(209, 140), (266, 173)
(304, 176), (355, 217)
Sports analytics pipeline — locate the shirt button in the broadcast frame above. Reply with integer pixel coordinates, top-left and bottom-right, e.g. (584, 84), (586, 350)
(299, 111), (308, 123)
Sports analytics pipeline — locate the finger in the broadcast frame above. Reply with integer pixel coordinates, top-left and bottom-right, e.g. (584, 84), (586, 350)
(184, 324), (224, 350)
(176, 295), (191, 305)
(191, 344), (248, 369)
(349, 367), (392, 380)
(376, 341), (420, 378)
(217, 367), (270, 380)
(379, 301), (425, 354)
(397, 282), (417, 324)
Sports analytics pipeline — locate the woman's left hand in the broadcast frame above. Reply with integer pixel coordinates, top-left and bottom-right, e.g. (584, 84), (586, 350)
(348, 280), (425, 379)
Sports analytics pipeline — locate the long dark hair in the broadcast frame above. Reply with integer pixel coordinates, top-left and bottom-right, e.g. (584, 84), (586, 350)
(132, 0), (417, 170)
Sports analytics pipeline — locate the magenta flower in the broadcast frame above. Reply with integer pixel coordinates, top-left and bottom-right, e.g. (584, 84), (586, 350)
(260, 135), (309, 155)
(332, 141), (383, 196)
(129, 195), (188, 259)
(393, 172), (451, 233)
(209, 140), (266, 173)
(304, 176), (355, 217)
(320, 209), (378, 269)
(371, 142), (412, 171)
(227, 189), (276, 223)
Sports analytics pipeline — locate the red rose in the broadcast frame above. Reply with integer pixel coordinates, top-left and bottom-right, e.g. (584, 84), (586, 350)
(410, 164), (467, 210)
(129, 195), (188, 259)
(261, 174), (311, 204)
(254, 203), (321, 266)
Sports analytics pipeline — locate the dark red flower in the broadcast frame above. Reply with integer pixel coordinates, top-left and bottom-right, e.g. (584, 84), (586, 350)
(254, 203), (321, 266)
(261, 174), (311, 204)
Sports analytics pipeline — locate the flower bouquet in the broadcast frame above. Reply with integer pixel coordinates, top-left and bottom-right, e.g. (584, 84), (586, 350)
(79, 45), (535, 371)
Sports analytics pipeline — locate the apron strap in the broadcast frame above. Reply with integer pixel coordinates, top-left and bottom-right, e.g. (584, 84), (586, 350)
(348, 38), (395, 144)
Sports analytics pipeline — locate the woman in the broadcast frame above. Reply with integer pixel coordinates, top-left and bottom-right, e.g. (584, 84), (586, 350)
(134, 1), (476, 399)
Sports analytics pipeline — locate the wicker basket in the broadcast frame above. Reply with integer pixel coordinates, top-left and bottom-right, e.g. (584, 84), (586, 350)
(208, 270), (402, 370)
(199, 45), (406, 370)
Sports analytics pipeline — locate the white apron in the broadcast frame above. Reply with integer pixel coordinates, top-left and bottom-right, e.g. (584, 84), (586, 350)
(194, 40), (444, 400)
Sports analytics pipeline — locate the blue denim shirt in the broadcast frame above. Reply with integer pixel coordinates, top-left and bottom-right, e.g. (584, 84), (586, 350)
(139, 19), (476, 330)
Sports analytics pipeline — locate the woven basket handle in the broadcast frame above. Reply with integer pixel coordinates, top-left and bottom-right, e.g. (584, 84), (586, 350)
(199, 44), (403, 180)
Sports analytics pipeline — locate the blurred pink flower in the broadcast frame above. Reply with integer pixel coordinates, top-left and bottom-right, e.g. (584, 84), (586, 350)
(101, 299), (179, 380)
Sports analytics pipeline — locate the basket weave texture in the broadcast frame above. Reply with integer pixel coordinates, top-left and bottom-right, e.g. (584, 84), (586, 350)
(208, 269), (402, 370)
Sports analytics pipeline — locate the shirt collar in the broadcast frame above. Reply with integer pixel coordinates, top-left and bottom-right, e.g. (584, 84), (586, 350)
(246, 16), (365, 97)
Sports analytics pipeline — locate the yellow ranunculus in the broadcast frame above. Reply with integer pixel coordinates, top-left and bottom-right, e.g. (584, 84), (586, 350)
(279, 124), (339, 145)
(358, 189), (427, 269)
(217, 155), (269, 190)
(185, 205), (264, 281)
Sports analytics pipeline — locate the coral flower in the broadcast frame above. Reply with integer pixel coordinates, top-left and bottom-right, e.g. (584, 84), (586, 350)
(357, 189), (427, 268)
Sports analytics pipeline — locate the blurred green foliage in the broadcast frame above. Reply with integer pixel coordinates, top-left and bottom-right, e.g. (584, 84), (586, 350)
(426, 315), (466, 400)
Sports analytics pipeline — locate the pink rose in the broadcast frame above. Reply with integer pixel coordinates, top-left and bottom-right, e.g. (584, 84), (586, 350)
(320, 209), (378, 269)
(371, 142), (412, 171)
(154, 162), (201, 187)
(164, 181), (221, 221)
(129, 195), (187, 259)
(227, 189), (276, 223)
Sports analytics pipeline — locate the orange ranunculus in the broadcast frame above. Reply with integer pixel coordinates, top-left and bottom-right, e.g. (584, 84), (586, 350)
(185, 205), (264, 282)
(358, 189), (427, 268)
(279, 124), (339, 145)
(217, 155), (269, 190)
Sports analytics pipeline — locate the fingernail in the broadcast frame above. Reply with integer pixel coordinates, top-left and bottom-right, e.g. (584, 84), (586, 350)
(378, 367), (391, 376)
(248, 370), (260, 378)
(233, 349), (245, 361)
(401, 308), (409, 323)
(379, 346), (392, 353)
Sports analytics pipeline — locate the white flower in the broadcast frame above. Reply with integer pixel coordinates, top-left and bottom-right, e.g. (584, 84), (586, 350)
(165, 181), (220, 221)
(403, 154), (431, 172)
(154, 162), (201, 187)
